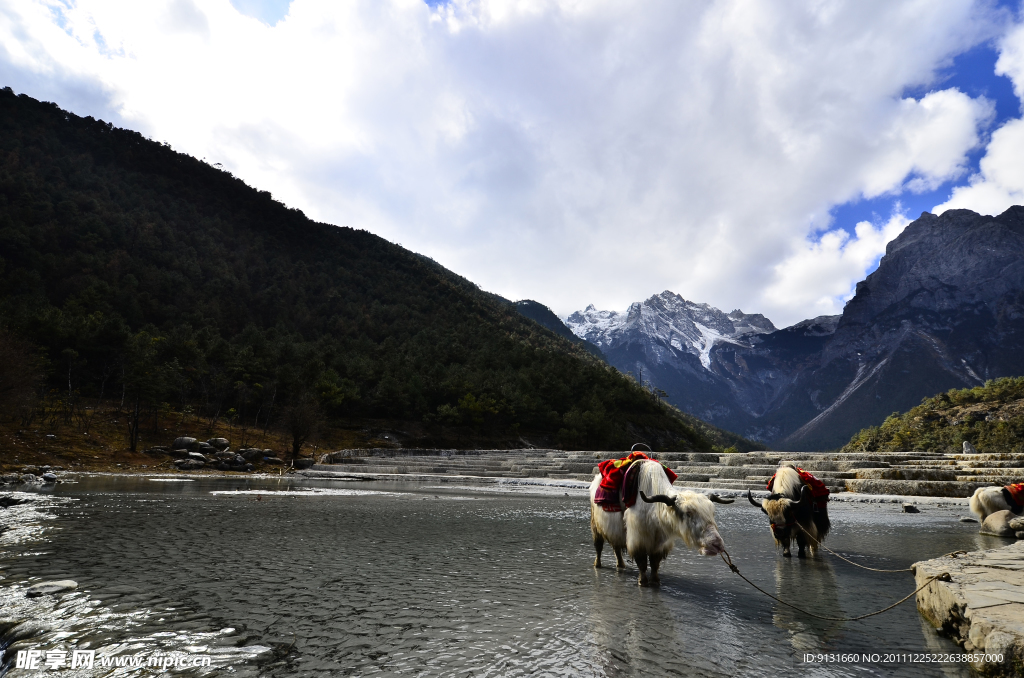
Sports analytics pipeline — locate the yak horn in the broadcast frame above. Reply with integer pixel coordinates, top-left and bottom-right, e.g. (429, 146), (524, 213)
(640, 491), (676, 506)
(708, 493), (734, 504)
(747, 490), (760, 507)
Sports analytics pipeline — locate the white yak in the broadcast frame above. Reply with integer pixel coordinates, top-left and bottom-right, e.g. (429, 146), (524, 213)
(590, 460), (731, 586)
(969, 485), (1024, 522)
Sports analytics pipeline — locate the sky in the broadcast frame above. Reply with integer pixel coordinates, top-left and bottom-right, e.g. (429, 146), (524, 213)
(1, 0), (1023, 327)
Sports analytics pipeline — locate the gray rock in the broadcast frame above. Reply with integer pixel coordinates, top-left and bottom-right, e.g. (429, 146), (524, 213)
(207, 438), (230, 450)
(963, 441), (978, 455)
(173, 436), (197, 450)
(169, 448), (190, 458)
(263, 449), (274, 455)
(216, 462), (230, 471)
(26, 580), (77, 597)
(1, 474), (20, 484)
(979, 510), (1024, 537)
(264, 457), (284, 465)
(915, 539), (1024, 673)
(240, 448), (261, 461)
(960, 516), (979, 523)
(40, 473), (57, 483)
(902, 503), (920, 513)
(173, 459), (205, 471)
(19, 474), (40, 484)
(215, 449), (235, 460)
(20, 466), (39, 475)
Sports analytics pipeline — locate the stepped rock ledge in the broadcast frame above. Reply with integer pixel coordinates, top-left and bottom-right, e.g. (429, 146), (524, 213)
(915, 542), (1024, 676)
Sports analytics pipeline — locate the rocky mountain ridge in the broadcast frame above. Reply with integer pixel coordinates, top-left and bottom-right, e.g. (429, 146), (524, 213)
(567, 207), (1024, 450)
(566, 291), (776, 370)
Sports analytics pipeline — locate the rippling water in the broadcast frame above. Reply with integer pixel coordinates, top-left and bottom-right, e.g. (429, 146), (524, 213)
(0, 476), (1007, 677)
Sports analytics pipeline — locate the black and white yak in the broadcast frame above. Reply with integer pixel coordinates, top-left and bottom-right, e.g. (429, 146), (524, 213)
(748, 466), (830, 558)
(589, 460), (732, 586)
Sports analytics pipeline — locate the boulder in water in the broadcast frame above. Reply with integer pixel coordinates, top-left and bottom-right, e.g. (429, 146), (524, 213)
(40, 473), (57, 483)
(979, 510), (1024, 538)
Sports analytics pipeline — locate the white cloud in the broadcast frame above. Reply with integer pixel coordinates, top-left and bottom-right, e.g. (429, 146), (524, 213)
(0, 0), (1006, 326)
(761, 212), (910, 321)
(934, 21), (1024, 217)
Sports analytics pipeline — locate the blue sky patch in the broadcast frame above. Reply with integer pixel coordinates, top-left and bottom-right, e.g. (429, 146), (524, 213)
(230, 0), (292, 26)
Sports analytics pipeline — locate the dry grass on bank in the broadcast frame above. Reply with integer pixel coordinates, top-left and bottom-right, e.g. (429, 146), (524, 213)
(0, 400), (378, 474)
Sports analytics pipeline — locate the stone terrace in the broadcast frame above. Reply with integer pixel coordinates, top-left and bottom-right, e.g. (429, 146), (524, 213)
(305, 448), (1024, 497)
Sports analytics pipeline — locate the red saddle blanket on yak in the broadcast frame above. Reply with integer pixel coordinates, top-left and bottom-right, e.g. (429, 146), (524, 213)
(594, 451), (678, 512)
(1006, 483), (1024, 507)
(767, 467), (830, 510)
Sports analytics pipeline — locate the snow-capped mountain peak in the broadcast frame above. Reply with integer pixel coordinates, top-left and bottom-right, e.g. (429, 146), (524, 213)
(565, 291), (777, 371)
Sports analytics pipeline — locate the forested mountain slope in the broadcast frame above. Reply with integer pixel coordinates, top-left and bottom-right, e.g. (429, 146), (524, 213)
(0, 88), (750, 452)
(842, 377), (1024, 454)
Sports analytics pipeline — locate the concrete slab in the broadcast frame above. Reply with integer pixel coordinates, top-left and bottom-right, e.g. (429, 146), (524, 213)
(915, 541), (1024, 676)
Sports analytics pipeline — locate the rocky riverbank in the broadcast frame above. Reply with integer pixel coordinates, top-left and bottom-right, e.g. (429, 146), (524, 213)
(915, 542), (1024, 676)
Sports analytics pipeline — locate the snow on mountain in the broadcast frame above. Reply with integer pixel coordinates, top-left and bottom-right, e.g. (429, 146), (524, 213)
(565, 291), (777, 372)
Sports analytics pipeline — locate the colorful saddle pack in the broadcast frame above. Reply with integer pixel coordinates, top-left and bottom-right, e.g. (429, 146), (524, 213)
(594, 451), (678, 512)
(766, 466), (830, 511)
(1004, 483), (1024, 509)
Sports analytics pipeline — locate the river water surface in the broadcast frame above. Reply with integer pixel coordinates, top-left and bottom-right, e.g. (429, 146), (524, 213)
(0, 476), (1008, 677)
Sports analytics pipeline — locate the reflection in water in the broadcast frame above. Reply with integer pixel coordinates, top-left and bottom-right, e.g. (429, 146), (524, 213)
(772, 556), (843, 653)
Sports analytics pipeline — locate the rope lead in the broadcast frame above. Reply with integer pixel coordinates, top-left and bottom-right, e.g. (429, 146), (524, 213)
(793, 523), (966, 573)
(719, 550), (952, 622)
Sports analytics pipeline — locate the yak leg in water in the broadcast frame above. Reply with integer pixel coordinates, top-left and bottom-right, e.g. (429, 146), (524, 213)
(635, 553), (649, 587)
(649, 553), (663, 584)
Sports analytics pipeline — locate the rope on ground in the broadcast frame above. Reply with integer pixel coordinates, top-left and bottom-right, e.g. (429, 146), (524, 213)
(794, 523), (967, 573)
(719, 550), (951, 622)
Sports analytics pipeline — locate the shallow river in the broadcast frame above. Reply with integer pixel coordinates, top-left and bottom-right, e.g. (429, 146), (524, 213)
(0, 476), (1010, 677)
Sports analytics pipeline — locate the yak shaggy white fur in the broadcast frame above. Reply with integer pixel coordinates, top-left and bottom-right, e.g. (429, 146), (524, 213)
(590, 460), (726, 586)
(970, 486), (1018, 522)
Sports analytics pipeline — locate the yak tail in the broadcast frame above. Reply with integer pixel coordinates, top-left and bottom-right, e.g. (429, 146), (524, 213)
(813, 511), (830, 544)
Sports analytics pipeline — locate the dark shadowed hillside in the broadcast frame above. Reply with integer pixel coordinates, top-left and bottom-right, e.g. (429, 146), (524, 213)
(514, 300), (604, 359)
(0, 87), (754, 453)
